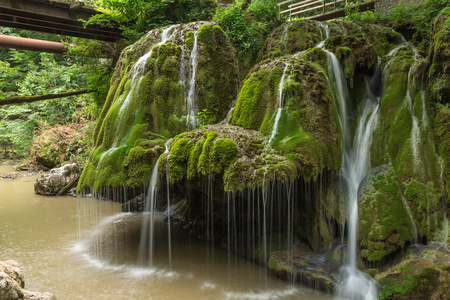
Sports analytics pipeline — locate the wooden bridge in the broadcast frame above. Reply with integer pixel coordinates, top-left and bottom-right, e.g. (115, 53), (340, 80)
(0, 0), (122, 42)
(277, 0), (376, 21)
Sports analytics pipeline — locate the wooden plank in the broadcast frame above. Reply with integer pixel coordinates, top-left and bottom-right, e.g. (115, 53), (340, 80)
(0, 19), (120, 42)
(0, 6), (121, 35)
(290, 0), (322, 8)
(291, 0), (343, 16)
(277, 0), (296, 6)
(306, 0), (375, 20)
(0, 12), (121, 39)
(281, 0), (320, 14)
(291, 3), (323, 16)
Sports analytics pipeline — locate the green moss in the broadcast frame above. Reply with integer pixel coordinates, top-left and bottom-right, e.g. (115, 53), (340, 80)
(378, 265), (441, 299)
(267, 256), (293, 273)
(196, 24), (238, 125)
(210, 138), (239, 174)
(185, 31), (195, 49)
(197, 131), (218, 176)
(258, 21), (321, 63)
(359, 165), (414, 262)
(187, 138), (205, 179)
(168, 138), (194, 183)
(434, 104), (450, 211)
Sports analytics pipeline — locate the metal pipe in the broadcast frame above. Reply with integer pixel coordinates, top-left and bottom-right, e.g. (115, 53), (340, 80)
(0, 35), (65, 54)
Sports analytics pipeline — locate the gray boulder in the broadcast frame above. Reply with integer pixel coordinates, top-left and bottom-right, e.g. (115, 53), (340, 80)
(34, 163), (81, 196)
(0, 260), (56, 300)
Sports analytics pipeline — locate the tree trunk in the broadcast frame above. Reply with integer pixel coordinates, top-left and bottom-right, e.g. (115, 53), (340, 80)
(0, 89), (91, 106)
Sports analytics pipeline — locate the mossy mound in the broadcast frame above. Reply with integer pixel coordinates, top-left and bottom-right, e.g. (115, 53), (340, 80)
(324, 35), (378, 87)
(377, 247), (450, 300)
(257, 21), (321, 62)
(434, 104), (450, 212)
(358, 165), (414, 262)
(230, 55), (341, 182)
(160, 124), (296, 192)
(257, 20), (401, 64)
(336, 21), (402, 57)
(428, 14), (450, 105)
(370, 46), (443, 242)
(78, 22), (238, 192)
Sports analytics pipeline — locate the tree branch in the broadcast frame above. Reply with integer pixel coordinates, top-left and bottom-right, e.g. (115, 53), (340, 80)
(0, 89), (92, 105)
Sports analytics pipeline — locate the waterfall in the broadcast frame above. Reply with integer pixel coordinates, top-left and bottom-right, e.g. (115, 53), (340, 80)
(186, 32), (198, 129)
(406, 66), (421, 164)
(98, 26), (175, 166)
(326, 51), (378, 299)
(268, 64), (289, 144)
(165, 138), (173, 268)
(316, 21), (329, 48)
(139, 138), (173, 266)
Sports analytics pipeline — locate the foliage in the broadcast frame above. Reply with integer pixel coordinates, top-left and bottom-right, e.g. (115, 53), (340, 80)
(85, 0), (217, 42)
(0, 28), (99, 159)
(345, 0), (450, 50)
(195, 108), (212, 128)
(213, 1), (280, 72)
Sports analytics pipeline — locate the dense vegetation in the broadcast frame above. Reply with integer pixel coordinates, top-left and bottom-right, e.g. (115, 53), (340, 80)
(0, 0), (448, 167)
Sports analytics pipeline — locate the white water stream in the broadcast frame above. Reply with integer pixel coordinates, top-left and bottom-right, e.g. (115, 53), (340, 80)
(186, 32), (199, 129)
(324, 43), (378, 300)
(139, 138), (173, 266)
(268, 64), (289, 144)
(98, 26), (175, 165)
(314, 24), (377, 297)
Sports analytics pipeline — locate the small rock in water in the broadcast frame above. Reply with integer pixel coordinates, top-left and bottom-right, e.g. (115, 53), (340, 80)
(0, 260), (56, 300)
(122, 194), (145, 212)
(34, 163), (81, 196)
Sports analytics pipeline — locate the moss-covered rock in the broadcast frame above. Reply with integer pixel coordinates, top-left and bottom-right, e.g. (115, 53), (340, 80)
(268, 243), (345, 292)
(358, 165), (414, 262)
(161, 124), (296, 192)
(257, 20), (401, 64)
(434, 104), (450, 212)
(324, 35), (378, 87)
(377, 248), (450, 300)
(230, 56), (341, 181)
(370, 46), (443, 242)
(428, 15), (450, 105)
(78, 22), (239, 193)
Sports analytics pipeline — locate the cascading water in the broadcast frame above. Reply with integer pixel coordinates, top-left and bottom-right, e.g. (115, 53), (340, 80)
(268, 64), (289, 144)
(326, 50), (378, 299)
(186, 32), (199, 129)
(98, 26), (175, 165)
(139, 138), (173, 266)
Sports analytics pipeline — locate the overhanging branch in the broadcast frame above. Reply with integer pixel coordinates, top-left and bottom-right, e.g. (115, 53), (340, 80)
(0, 89), (92, 105)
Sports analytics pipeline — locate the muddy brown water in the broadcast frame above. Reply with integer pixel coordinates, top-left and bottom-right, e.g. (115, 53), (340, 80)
(0, 165), (332, 299)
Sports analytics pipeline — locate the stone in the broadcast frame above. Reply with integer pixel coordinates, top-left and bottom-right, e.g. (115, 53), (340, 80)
(267, 243), (345, 292)
(0, 260), (56, 300)
(34, 163), (81, 196)
(376, 244), (450, 299)
(121, 194), (145, 212)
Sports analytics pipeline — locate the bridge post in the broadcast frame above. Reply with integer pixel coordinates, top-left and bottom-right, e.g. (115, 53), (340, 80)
(334, 0), (336, 10)
(323, 0), (325, 13)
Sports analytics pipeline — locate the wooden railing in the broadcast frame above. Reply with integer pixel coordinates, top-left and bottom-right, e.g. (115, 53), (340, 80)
(277, 0), (371, 21)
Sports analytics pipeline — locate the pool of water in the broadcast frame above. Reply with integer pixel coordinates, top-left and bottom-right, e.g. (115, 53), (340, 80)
(0, 165), (331, 299)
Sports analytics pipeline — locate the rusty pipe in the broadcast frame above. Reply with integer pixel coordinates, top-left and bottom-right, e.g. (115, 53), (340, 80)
(0, 35), (65, 54)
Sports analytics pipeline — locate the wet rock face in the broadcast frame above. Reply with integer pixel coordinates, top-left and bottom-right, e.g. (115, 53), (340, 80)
(429, 14), (450, 105)
(0, 260), (56, 300)
(376, 244), (450, 299)
(35, 163), (81, 196)
(267, 243), (345, 292)
(358, 164), (414, 262)
(78, 22), (239, 192)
